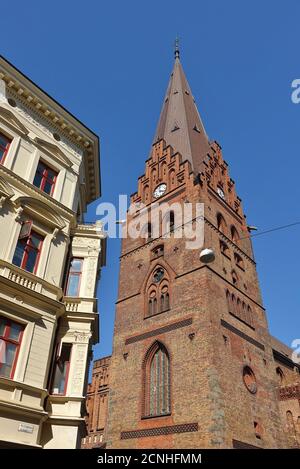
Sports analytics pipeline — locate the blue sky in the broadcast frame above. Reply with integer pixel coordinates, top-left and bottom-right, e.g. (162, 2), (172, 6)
(2, 0), (300, 360)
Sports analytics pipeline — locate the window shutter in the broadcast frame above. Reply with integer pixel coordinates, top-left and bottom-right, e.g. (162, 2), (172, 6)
(19, 220), (32, 239)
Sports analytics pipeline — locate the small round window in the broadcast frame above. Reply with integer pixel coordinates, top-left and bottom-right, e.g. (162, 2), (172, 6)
(53, 132), (61, 141)
(153, 268), (164, 283)
(7, 98), (16, 107)
(243, 366), (257, 394)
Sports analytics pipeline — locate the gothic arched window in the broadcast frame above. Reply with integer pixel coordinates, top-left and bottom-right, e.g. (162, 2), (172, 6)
(143, 342), (170, 417)
(146, 267), (171, 317)
(217, 213), (227, 234)
(276, 366), (285, 385)
(231, 225), (239, 244)
(232, 270), (238, 286)
(247, 305), (253, 327)
(231, 293), (236, 315)
(237, 298), (242, 316)
(169, 211), (175, 233)
(148, 291), (157, 316)
(162, 210), (175, 235)
(143, 185), (149, 203)
(169, 169), (176, 188)
(160, 285), (170, 312)
(220, 240), (230, 256)
(226, 290), (231, 309)
(142, 222), (152, 240)
(234, 252), (244, 269)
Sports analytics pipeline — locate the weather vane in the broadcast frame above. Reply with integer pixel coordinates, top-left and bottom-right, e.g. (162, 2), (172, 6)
(174, 36), (180, 59)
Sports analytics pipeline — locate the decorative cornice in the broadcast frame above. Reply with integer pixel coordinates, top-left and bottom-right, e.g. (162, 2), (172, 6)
(0, 73), (92, 152)
(14, 196), (66, 230)
(0, 105), (29, 135)
(0, 57), (100, 202)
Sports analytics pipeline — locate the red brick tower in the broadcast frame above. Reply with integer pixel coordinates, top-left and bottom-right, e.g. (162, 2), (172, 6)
(81, 356), (110, 448)
(106, 48), (289, 448)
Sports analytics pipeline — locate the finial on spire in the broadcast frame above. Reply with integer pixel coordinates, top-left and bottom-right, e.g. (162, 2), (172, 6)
(174, 36), (180, 59)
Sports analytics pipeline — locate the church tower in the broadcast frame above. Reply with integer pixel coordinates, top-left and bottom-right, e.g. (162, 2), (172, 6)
(106, 47), (288, 448)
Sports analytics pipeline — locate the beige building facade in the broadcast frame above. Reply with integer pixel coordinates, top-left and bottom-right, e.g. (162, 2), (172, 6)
(0, 56), (106, 448)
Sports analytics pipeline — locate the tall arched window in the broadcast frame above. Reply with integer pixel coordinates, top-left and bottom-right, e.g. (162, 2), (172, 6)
(169, 211), (175, 233)
(160, 285), (170, 312)
(247, 305), (253, 327)
(232, 270), (238, 286)
(143, 185), (149, 203)
(231, 294), (236, 315)
(226, 290), (231, 310)
(162, 210), (175, 235)
(236, 298), (242, 317)
(148, 294), (157, 316)
(169, 169), (176, 188)
(234, 252), (244, 269)
(276, 366), (285, 385)
(231, 225), (239, 244)
(143, 342), (170, 417)
(217, 213), (227, 234)
(142, 222), (152, 240)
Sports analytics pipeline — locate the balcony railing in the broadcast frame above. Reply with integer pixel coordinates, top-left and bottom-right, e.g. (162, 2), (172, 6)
(63, 296), (97, 314)
(0, 259), (62, 301)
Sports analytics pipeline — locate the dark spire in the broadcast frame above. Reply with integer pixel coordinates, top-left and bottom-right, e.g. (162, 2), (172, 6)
(152, 49), (210, 174)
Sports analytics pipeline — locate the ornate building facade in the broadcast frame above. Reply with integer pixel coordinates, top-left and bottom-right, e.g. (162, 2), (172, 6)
(104, 50), (300, 448)
(0, 56), (106, 448)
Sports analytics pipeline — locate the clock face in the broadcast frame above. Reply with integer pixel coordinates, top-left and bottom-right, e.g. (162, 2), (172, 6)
(217, 187), (225, 200)
(153, 183), (167, 199)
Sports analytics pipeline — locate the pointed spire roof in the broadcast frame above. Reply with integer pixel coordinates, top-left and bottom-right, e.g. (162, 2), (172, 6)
(152, 48), (210, 174)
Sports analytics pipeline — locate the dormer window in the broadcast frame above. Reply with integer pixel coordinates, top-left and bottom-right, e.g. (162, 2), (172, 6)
(12, 223), (44, 274)
(33, 161), (57, 195)
(0, 132), (11, 164)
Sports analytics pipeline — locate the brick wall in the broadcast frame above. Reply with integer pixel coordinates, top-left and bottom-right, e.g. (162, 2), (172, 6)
(81, 356), (110, 449)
